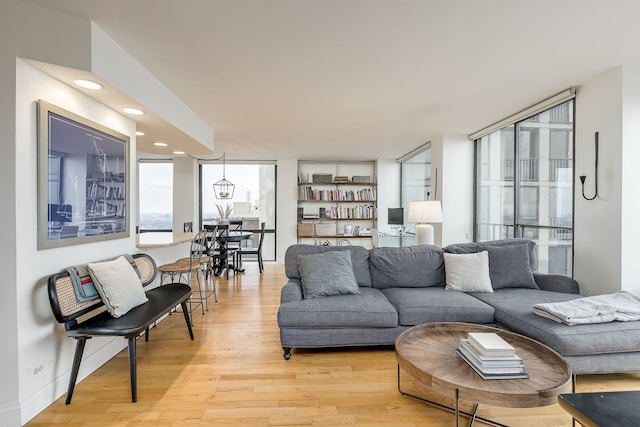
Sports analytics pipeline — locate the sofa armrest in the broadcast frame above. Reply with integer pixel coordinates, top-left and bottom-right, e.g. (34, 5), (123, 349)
(533, 273), (580, 294)
(280, 278), (304, 303)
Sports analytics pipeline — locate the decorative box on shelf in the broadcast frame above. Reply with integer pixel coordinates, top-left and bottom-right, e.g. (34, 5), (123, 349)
(312, 173), (333, 183)
(352, 175), (371, 184)
(297, 223), (314, 237)
(314, 223), (337, 236)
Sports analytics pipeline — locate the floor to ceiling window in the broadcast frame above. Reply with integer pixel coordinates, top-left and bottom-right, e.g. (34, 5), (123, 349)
(138, 161), (173, 232)
(200, 161), (276, 261)
(475, 98), (574, 276)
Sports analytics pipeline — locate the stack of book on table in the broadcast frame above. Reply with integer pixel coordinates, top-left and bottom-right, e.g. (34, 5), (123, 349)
(457, 332), (528, 380)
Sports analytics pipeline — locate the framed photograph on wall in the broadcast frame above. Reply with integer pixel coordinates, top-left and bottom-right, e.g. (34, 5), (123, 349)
(37, 100), (130, 249)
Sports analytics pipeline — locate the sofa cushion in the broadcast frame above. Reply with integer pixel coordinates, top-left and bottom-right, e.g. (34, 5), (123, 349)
(369, 245), (445, 289)
(298, 251), (360, 299)
(285, 244), (372, 286)
(481, 242), (538, 289)
(277, 287), (398, 328)
(380, 287), (495, 325)
(444, 251), (493, 293)
(444, 238), (538, 271)
(471, 288), (640, 356)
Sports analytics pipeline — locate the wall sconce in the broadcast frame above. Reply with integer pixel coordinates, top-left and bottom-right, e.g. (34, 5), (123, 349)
(408, 200), (443, 246)
(580, 131), (599, 201)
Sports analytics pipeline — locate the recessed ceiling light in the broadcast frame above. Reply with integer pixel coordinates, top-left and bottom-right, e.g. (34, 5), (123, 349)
(153, 142), (168, 147)
(136, 131), (145, 136)
(123, 107), (144, 115)
(74, 79), (103, 90)
(173, 151), (185, 155)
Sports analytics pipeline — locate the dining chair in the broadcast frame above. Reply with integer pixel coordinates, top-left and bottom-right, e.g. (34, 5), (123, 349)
(208, 224), (238, 279)
(238, 222), (265, 273)
(159, 231), (208, 315)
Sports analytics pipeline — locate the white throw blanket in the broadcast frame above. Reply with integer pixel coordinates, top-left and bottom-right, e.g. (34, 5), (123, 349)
(533, 291), (640, 326)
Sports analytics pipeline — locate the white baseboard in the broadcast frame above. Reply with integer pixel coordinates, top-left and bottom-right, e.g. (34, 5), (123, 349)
(0, 402), (21, 427)
(20, 337), (126, 425)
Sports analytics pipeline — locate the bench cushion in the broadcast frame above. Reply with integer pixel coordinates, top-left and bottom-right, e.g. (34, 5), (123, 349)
(277, 287), (397, 328)
(381, 287), (495, 325)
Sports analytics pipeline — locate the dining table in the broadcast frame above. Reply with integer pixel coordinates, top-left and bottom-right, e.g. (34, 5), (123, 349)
(203, 224), (252, 276)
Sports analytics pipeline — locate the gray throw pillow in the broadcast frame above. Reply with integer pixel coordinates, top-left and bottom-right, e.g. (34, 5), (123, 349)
(480, 243), (538, 289)
(297, 251), (360, 299)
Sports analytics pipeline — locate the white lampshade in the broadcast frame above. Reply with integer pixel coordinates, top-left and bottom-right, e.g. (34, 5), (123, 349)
(408, 201), (443, 224)
(408, 201), (443, 246)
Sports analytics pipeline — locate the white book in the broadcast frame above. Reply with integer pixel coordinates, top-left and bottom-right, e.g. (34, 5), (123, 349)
(458, 340), (523, 367)
(457, 349), (528, 379)
(468, 332), (516, 356)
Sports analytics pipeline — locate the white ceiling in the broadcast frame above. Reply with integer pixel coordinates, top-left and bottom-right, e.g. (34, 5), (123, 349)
(24, 0), (640, 161)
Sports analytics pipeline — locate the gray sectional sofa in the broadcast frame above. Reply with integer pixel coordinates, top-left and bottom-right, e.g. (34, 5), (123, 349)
(278, 239), (640, 375)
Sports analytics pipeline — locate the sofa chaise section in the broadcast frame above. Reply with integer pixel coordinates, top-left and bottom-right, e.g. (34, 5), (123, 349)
(472, 288), (640, 375)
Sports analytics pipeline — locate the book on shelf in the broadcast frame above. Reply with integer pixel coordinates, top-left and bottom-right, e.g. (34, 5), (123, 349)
(467, 332), (516, 357)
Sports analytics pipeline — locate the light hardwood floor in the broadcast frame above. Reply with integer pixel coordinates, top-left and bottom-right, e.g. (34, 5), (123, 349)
(28, 262), (640, 426)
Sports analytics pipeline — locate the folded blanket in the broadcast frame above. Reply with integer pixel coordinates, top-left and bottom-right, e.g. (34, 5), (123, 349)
(64, 264), (99, 302)
(64, 254), (141, 303)
(533, 291), (640, 326)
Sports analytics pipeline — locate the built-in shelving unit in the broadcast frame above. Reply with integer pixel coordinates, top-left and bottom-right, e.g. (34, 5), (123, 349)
(297, 160), (377, 246)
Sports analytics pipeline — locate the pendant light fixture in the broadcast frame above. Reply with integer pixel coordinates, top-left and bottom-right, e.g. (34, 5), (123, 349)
(213, 152), (235, 199)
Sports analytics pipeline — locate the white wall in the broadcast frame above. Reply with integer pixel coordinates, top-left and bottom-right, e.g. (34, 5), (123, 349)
(15, 60), (140, 423)
(0, 2), (20, 425)
(173, 156), (199, 232)
(574, 67), (624, 296)
(430, 135), (474, 246)
(376, 159), (401, 232)
(620, 66), (640, 293)
(276, 158), (298, 262)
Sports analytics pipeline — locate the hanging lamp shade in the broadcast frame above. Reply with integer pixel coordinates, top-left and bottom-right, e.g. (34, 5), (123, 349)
(213, 153), (235, 199)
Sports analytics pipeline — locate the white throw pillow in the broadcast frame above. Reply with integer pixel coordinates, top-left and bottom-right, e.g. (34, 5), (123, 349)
(87, 255), (149, 318)
(444, 251), (493, 293)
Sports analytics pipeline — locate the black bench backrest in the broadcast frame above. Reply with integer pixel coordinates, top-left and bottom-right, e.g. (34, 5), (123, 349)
(48, 253), (157, 327)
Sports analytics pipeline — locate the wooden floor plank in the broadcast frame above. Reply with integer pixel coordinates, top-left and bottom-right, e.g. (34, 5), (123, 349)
(27, 262), (640, 426)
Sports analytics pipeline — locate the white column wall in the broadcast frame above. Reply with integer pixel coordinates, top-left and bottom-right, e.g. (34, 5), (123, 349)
(173, 156), (199, 232)
(574, 67), (623, 296)
(431, 134), (474, 246)
(276, 158), (298, 263)
(376, 159), (401, 232)
(620, 66), (640, 293)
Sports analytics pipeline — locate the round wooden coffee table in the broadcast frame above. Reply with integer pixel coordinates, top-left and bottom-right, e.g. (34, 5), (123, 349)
(395, 322), (572, 426)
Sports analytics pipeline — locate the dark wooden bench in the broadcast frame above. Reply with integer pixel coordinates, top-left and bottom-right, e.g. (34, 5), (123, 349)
(47, 253), (194, 404)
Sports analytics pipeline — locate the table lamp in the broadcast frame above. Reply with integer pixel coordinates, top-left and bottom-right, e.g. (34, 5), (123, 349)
(408, 200), (442, 246)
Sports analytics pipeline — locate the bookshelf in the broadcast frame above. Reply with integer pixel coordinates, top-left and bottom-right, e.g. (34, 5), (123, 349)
(297, 160), (377, 247)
